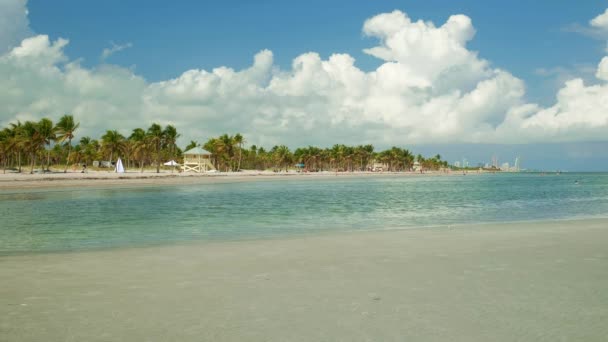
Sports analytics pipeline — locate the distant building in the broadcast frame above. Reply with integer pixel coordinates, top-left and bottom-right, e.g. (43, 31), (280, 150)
(372, 162), (385, 171)
(501, 162), (510, 170)
(182, 147), (215, 173)
(454, 161), (461, 168)
(413, 161), (422, 171)
(514, 157), (521, 172)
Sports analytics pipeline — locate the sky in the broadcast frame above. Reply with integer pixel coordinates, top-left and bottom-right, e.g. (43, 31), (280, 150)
(2, 0), (608, 170)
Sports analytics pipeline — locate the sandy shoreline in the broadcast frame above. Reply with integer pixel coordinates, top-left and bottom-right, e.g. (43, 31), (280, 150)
(0, 169), (469, 190)
(1, 219), (606, 341)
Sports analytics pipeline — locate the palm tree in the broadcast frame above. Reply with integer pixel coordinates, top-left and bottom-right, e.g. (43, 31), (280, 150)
(9, 121), (24, 172)
(248, 145), (258, 169)
(49, 144), (62, 166)
(218, 134), (235, 171)
(203, 138), (220, 170)
(256, 146), (267, 170)
(185, 140), (198, 151)
(129, 128), (148, 172)
(234, 133), (244, 171)
(21, 121), (45, 174)
(101, 130), (125, 169)
(272, 145), (292, 171)
(0, 129), (8, 173)
(79, 137), (99, 168)
(163, 125), (180, 164)
(56, 115), (79, 173)
(0, 127), (23, 173)
(37, 118), (55, 172)
(147, 123), (165, 173)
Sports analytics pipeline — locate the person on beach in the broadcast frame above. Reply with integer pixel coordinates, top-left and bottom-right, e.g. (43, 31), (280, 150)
(81, 164), (87, 173)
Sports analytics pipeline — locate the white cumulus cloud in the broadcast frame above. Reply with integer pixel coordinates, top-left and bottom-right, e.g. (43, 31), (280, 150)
(0, 0), (31, 54)
(2, 8), (608, 148)
(590, 9), (608, 31)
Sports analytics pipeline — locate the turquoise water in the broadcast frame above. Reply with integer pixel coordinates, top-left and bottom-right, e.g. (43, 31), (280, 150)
(1, 173), (608, 253)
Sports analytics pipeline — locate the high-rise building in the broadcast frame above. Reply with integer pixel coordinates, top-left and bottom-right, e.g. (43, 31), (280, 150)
(514, 157), (521, 172)
(492, 155), (498, 168)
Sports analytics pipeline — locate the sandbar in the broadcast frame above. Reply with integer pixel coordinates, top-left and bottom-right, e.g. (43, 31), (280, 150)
(1, 219), (607, 341)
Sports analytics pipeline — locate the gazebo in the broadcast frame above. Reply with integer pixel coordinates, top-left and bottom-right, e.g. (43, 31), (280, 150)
(182, 147), (215, 173)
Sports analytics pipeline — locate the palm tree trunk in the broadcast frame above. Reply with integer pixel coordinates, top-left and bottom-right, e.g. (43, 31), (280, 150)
(237, 144), (242, 171)
(64, 139), (72, 173)
(46, 145), (51, 171)
(18, 151), (22, 173)
(156, 143), (160, 173)
(30, 153), (36, 174)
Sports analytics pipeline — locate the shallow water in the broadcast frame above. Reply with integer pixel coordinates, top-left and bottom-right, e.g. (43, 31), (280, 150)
(1, 173), (607, 253)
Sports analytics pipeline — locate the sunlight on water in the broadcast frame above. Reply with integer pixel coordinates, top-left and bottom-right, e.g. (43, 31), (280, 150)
(1, 173), (608, 253)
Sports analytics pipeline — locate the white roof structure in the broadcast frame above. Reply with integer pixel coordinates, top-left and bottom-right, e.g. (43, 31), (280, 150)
(182, 147), (215, 173)
(183, 147), (212, 155)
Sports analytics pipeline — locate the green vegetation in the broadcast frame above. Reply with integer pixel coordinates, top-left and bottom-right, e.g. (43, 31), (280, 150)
(0, 116), (180, 174)
(200, 135), (448, 172)
(0, 115), (449, 173)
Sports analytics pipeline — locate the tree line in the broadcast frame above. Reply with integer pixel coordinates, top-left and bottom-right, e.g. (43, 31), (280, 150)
(196, 134), (448, 172)
(0, 115), (180, 174)
(0, 115), (449, 174)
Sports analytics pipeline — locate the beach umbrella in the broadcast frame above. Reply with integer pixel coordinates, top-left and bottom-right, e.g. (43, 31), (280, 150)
(163, 160), (179, 173)
(115, 158), (125, 173)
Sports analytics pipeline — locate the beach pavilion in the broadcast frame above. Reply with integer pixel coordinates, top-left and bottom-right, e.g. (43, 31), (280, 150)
(182, 147), (215, 173)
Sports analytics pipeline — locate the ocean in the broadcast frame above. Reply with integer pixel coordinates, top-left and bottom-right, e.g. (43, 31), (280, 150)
(1, 173), (607, 254)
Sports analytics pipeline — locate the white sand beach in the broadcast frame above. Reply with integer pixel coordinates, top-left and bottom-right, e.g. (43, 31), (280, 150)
(1, 219), (607, 341)
(0, 169), (465, 190)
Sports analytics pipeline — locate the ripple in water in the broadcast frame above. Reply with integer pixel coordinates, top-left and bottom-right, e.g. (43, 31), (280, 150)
(1, 173), (608, 253)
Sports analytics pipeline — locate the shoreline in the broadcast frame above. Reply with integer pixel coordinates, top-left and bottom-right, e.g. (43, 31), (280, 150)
(2, 218), (606, 341)
(2, 217), (607, 258)
(0, 169), (480, 190)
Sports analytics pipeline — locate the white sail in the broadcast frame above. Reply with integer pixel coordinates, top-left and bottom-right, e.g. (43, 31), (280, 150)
(116, 158), (125, 173)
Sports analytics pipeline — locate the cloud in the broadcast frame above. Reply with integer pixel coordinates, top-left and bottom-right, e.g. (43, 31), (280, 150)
(0, 0), (32, 54)
(0, 35), (147, 136)
(101, 41), (133, 61)
(596, 57), (608, 80)
(2, 8), (608, 148)
(590, 9), (608, 31)
(565, 7), (608, 44)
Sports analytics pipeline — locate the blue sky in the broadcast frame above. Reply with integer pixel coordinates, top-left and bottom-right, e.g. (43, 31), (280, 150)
(29, 0), (607, 105)
(3, 0), (608, 170)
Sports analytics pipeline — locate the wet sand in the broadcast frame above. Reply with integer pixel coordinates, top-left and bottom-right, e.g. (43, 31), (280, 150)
(1, 219), (607, 341)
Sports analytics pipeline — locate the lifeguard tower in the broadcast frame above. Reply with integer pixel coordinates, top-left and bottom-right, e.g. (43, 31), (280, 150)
(182, 147), (215, 173)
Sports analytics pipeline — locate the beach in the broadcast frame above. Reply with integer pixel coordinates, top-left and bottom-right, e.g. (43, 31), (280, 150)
(1, 219), (607, 341)
(4, 2), (608, 341)
(0, 169), (461, 190)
